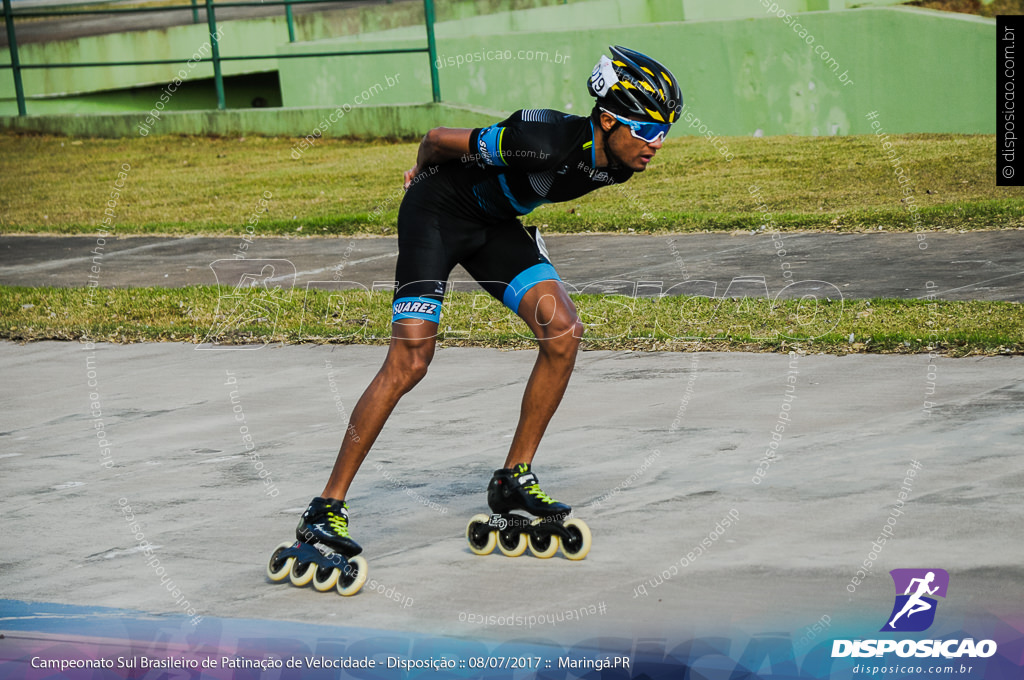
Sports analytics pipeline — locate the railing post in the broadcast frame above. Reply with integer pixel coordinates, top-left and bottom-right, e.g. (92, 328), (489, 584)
(423, 0), (440, 103)
(204, 0), (226, 110)
(2, 0), (27, 116)
(285, 3), (296, 43)
(191, 0), (199, 24)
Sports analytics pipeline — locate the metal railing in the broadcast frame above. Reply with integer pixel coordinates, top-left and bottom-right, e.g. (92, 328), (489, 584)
(1, 0), (441, 116)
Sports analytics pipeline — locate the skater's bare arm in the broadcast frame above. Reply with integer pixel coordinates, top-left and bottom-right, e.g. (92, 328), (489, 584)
(404, 128), (472, 188)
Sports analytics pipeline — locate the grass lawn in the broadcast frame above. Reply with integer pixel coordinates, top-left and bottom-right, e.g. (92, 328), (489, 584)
(2, 131), (1021, 355)
(2, 285), (1021, 356)
(1, 133), (1021, 236)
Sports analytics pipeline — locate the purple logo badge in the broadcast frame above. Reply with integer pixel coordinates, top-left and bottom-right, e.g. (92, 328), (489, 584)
(881, 568), (949, 632)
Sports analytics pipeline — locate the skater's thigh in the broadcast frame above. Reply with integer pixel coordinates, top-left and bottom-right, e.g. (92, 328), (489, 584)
(461, 223), (562, 317)
(515, 280), (582, 341)
(393, 202), (485, 329)
(381, 317), (440, 373)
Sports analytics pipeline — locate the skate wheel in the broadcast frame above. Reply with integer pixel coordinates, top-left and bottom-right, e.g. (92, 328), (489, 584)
(337, 555), (368, 596)
(497, 529), (528, 557)
(528, 518), (559, 559)
(290, 559), (317, 587)
(266, 541), (296, 582)
(561, 519), (592, 561)
(313, 565), (341, 592)
(466, 514), (496, 556)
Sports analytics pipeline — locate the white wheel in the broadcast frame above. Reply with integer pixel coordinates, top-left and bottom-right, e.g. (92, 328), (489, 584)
(312, 565), (341, 592)
(466, 514), (497, 556)
(528, 518), (560, 559)
(266, 541), (295, 582)
(561, 518), (592, 561)
(289, 559), (317, 587)
(497, 529), (528, 557)
(337, 555), (368, 596)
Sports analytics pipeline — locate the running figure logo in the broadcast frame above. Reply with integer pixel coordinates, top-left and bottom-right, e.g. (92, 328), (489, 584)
(881, 568), (949, 632)
(198, 259), (295, 350)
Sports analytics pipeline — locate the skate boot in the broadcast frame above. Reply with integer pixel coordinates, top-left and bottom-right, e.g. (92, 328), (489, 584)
(466, 463), (592, 560)
(266, 497), (368, 595)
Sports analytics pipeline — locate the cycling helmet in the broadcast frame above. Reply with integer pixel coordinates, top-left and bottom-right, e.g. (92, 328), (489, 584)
(588, 45), (682, 124)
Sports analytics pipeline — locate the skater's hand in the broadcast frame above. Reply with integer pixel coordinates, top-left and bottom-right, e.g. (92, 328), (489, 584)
(403, 166), (420, 190)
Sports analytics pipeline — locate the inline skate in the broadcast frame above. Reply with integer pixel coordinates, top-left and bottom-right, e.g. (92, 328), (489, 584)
(267, 497), (368, 595)
(465, 463), (591, 560)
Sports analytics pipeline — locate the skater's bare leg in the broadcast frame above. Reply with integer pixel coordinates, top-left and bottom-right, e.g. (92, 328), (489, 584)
(503, 280), (583, 469)
(321, 319), (438, 500)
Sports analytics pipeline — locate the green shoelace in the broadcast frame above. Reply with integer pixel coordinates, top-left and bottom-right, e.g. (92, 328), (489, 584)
(525, 484), (558, 505)
(514, 465), (559, 505)
(327, 509), (350, 537)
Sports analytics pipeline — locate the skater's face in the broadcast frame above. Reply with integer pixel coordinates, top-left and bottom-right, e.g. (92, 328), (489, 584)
(600, 111), (666, 172)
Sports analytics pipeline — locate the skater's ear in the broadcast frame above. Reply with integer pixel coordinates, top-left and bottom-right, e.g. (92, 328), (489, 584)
(598, 111), (620, 134)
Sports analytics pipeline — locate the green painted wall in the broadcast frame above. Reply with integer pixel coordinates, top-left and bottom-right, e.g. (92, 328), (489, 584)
(0, 0), (591, 105)
(335, 0), (671, 42)
(0, 0), (988, 135)
(0, 21), (276, 100)
(278, 6), (995, 135)
(0, 73), (281, 117)
(0, 102), (503, 139)
(0, 0), (914, 105)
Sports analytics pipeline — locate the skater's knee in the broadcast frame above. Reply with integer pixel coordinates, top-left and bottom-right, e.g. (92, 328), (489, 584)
(384, 340), (434, 389)
(404, 352), (431, 385)
(382, 363), (428, 394)
(537, 318), (583, 359)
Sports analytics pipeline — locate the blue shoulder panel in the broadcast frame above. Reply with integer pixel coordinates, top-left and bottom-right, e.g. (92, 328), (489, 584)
(477, 125), (507, 167)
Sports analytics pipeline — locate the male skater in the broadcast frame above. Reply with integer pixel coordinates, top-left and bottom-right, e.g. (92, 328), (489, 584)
(288, 46), (681, 579)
